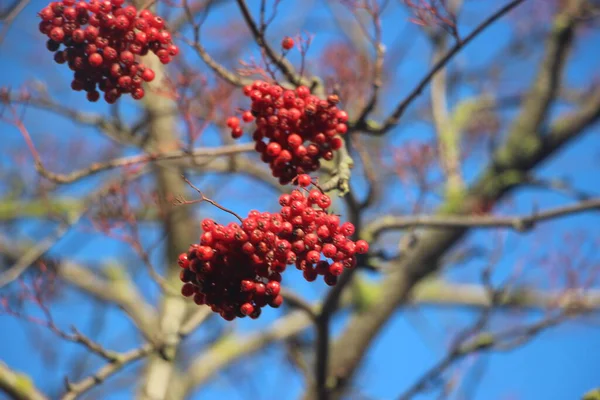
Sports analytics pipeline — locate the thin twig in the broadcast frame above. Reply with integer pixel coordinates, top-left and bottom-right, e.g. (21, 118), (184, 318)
(354, 0), (527, 134)
(179, 175), (244, 222)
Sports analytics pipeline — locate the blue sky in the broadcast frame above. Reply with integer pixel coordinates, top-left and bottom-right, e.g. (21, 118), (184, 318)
(1, 0), (600, 399)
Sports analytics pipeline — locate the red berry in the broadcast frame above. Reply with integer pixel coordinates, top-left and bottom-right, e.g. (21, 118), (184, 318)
(141, 68), (155, 82)
(88, 53), (103, 67)
(49, 26), (65, 42)
(355, 239), (369, 254)
(266, 142), (282, 157)
(317, 194), (332, 209)
(297, 174), (311, 187)
(231, 127), (243, 139)
(132, 87), (145, 99)
(240, 303), (254, 316)
(181, 283), (195, 297)
(226, 116), (240, 129)
(329, 262), (343, 276)
(178, 253), (190, 268)
(242, 111), (254, 122)
(266, 281), (281, 296)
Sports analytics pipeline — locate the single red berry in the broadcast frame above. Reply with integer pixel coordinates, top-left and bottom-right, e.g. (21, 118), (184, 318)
(324, 274), (338, 286)
(120, 50), (134, 65)
(132, 87), (145, 99)
(297, 174), (311, 187)
(323, 243), (337, 258)
(241, 280), (255, 292)
(266, 281), (281, 296)
(328, 262), (343, 276)
(306, 250), (320, 264)
(141, 68), (155, 82)
(49, 26), (65, 42)
(317, 194), (332, 209)
(355, 239), (369, 254)
(281, 36), (294, 50)
(226, 116), (240, 129)
(340, 222), (355, 236)
(266, 142), (282, 157)
(269, 295), (283, 308)
(87, 90), (100, 102)
(240, 303), (254, 316)
(181, 283), (195, 297)
(231, 127), (243, 139)
(178, 253), (190, 268)
(88, 53), (103, 67)
(242, 111), (254, 122)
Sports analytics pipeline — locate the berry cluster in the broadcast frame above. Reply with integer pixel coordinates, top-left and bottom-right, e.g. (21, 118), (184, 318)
(38, 0), (179, 103)
(226, 81), (349, 186)
(178, 212), (288, 321)
(178, 190), (368, 320)
(277, 189), (368, 285)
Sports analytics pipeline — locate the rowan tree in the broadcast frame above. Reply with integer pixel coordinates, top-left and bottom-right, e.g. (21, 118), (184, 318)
(1, 0), (600, 399)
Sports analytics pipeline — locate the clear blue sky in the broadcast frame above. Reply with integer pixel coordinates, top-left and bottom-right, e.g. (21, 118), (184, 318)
(1, 1), (599, 399)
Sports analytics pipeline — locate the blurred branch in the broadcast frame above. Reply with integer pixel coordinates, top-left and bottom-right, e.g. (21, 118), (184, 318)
(135, 8), (196, 397)
(352, 0), (526, 134)
(34, 143), (254, 184)
(7, 93), (138, 146)
(62, 343), (154, 400)
(182, 0), (251, 87)
(0, 361), (47, 400)
(363, 197), (600, 240)
(0, 0), (30, 46)
(0, 212), (83, 288)
(59, 262), (158, 341)
(398, 311), (576, 400)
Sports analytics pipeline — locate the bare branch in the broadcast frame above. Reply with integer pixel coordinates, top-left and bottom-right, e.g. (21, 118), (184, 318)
(363, 198), (600, 241)
(235, 0), (313, 87)
(0, 214), (82, 288)
(61, 344), (154, 400)
(0, 361), (47, 400)
(354, 0), (527, 135)
(34, 143), (254, 185)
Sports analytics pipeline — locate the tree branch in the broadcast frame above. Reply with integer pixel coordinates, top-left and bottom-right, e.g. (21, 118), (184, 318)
(353, 0), (527, 135)
(0, 361), (47, 400)
(363, 197), (600, 240)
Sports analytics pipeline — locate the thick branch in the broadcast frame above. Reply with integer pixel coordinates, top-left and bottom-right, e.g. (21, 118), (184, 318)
(0, 361), (47, 400)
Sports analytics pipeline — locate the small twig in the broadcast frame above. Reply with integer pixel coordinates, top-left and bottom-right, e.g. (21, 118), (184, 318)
(235, 0), (310, 87)
(354, 0), (527, 134)
(179, 175), (244, 222)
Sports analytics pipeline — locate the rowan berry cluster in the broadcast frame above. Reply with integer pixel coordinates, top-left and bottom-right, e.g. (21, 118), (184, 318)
(178, 190), (368, 320)
(178, 212), (289, 321)
(278, 189), (369, 285)
(38, 0), (179, 103)
(226, 81), (349, 186)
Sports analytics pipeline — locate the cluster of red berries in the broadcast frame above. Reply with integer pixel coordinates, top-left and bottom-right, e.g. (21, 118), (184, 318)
(38, 0), (178, 103)
(226, 81), (349, 186)
(178, 190), (368, 320)
(178, 212), (289, 321)
(277, 189), (368, 285)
